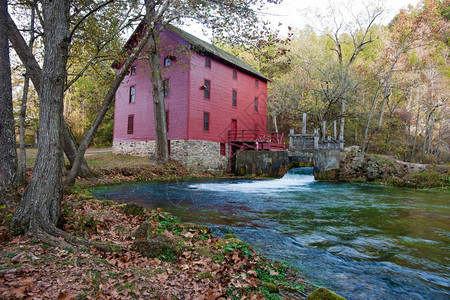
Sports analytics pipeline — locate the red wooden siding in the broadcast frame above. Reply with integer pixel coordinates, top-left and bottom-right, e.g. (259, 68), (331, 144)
(188, 51), (267, 143)
(113, 28), (191, 143)
(113, 27), (268, 146)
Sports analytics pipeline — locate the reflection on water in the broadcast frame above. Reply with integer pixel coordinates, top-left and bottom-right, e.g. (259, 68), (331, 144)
(90, 168), (450, 299)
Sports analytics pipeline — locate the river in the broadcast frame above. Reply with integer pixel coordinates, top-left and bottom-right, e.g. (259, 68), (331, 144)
(90, 168), (450, 299)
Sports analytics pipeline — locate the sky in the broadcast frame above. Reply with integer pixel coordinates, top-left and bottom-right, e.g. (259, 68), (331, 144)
(182, 0), (421, 41)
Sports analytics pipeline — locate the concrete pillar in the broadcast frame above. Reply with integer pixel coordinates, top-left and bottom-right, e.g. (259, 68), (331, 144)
(314, 128), (319, 150)
(289, 129), (294, 151)
(333, 120), (337, 140)
(302, 113), (307, 135)
(322, 121), (326, 140)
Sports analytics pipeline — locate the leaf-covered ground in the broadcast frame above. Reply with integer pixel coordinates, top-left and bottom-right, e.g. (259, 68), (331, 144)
(0, 191), (311, 299)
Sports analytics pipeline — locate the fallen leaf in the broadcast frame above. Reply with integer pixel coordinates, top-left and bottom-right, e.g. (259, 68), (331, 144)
(269, 270), (279, 276)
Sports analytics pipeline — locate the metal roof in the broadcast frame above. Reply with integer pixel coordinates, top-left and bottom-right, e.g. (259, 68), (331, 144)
(167, 25), (269, 81)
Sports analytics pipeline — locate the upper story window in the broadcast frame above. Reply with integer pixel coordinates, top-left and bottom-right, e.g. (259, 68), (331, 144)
(205, 57), (211, 68)
(232, 90), (237, 107)
(129, 86), (135, 103)
(130, 66), (137, 75)
(204, 80), (211, 99)
(254, 97), (258, 112)
(163, 79), (169, 98)
(127, 114), (134, 134)
(232, 70), (237, 79)
(255, 79), (259, 87)
(203, 112), (210, 131)
(164, 56), (171, 67)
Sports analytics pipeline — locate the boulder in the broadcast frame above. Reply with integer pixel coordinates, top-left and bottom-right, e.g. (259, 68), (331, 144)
(122, 202), (145, 216)
(365, 157), (382, 181)
(216, 237), (242, 248)
(131, 234), (181, 258)
(131, 221), (181, 258)
(132, 221), (156, 239)
(306, 287), (346, 300)
(264, 282), (279, 293)
(180, 222), (211, 234)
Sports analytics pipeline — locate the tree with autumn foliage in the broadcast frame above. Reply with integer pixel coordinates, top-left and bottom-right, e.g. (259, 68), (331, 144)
(7, 0), (286, 249)
(250, 0), (449, 162)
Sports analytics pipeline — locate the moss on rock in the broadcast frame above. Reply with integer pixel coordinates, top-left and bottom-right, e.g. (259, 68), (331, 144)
(180, 222), (211, 234)
(224, 233), (236, 239)
(122, 202), (145, 216)
(132, 221), (156, 239)
(306, 287), (346, 300)
(216, 237), (242, 248)
(131, 234), (181, 259)
(264, 282), (279, 293)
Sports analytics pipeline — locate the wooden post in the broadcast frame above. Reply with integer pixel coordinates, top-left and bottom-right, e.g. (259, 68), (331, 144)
(314, 128), (319, 150)
(228, 144), (233, 170)
(333, 120), (337, 140)
(322, 121), (326, 140)
(289, 129), (294, 151)
(339, 125), (344, 151)
(302, 113), (307, 135)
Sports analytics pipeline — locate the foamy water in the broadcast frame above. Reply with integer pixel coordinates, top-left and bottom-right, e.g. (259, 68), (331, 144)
(189, 168), (316, 193)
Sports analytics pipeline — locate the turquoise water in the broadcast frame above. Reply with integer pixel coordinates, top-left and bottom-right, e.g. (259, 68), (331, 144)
(90, 168), (450, 299)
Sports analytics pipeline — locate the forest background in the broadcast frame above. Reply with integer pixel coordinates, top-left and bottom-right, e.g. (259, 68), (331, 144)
(10, 0), (449, 164)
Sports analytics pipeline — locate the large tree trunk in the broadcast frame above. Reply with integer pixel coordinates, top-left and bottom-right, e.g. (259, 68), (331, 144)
(0, 0), (18, 192)
(13, 0), (69, 233)
(7, 12), (91, 178)
(148, 31), (169, 164)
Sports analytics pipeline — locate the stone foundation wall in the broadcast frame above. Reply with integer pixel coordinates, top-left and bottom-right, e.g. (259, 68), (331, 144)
(112, 140), (156, 156)
(170, 140), (227, 174)
(112, 139), (227, 174)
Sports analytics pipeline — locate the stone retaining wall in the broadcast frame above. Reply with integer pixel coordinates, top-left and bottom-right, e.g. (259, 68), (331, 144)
(113, 140), (227, 174)
(113, 141), (156, 156)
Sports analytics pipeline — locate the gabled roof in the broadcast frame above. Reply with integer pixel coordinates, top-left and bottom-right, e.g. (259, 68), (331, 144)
(115, 22), (269, 82)
(167, 25), (269, 82)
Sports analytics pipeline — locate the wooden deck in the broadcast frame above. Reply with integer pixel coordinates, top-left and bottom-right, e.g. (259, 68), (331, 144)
(227, 130), (286, 151)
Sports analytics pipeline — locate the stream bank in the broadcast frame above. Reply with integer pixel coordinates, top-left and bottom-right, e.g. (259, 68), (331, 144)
(315, 152), (449, 189)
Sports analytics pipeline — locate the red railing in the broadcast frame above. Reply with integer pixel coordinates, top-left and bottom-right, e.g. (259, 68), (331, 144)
(228, 130), (286, 151)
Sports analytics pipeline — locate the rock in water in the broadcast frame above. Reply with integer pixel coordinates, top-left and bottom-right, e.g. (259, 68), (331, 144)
(306, 287), (346, 300)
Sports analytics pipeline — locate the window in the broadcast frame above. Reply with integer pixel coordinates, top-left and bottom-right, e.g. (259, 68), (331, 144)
(203, 112), (210, 131)
(220, 143), (226, 156)
(163, 79), (169, 98)
(129, 86), (135, 103)
(205, 57), (211, 68)
(127, 114), (134, 134)
(204, 80), (210, 99)
(232, 90), (237, 107)
(130, 66), (137, 75)
(232, 70), (237, 79)
(254, 97), (258, 112)
(255, 79), (258, 87)
(164, 56), (171, 67)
